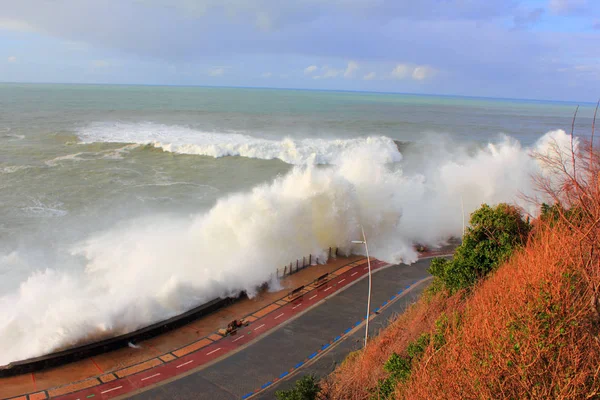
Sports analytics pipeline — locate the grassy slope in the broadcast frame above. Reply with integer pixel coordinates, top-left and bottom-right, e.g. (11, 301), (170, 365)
(324, 222), (600, 399)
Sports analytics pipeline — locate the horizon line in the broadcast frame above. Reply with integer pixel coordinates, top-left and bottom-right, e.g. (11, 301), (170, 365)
(0, 80), (596, 106)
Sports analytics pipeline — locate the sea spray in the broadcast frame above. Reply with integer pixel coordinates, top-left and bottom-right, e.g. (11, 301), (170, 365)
(0, 129), (575, 365)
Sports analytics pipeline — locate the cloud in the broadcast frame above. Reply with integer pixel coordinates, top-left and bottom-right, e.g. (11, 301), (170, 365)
(363, 72), (376, 80)
(304, 65), (318, 75)
(391, 64), (411, 79)
(391, 63), (437, 81)
(549, 0), (588, 14)
(261, 72), (272, 78)
(7, 56), (17, 63)
(344, 61), (358, 78)
(208, 67), (226, 76)
(412, 65), (436, 80)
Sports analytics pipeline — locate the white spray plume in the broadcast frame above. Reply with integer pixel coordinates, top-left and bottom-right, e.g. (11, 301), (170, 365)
(0, 129), (575, 365)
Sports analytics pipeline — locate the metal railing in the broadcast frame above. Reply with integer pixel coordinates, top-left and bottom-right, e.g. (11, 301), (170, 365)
(275, 246), (340, 279)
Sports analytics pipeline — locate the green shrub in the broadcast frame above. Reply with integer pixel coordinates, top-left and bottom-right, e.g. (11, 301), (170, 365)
(275, 375), (321, 400)
(428, 203), (531, 293)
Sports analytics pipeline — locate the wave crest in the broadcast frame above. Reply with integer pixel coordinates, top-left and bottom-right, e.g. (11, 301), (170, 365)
(77, 122), (402, 165)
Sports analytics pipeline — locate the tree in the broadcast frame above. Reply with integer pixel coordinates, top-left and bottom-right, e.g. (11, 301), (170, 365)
(429, 203), (531, 293)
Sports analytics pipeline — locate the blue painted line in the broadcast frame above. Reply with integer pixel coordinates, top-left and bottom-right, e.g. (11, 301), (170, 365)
(381, 301), (388, 307)
(321, 343), (330, 350)
(355, 321), (361, 327)
(373, 308), (379, 313)
(405, 285), (411, 289)
(334, 335), (341, 342)
(295, 361), (304, 368)
(308, 352), (318, 359)
(344, 327), (352, 334)
(279, 371), (289, 379)
(261, 381), (272, 389)
(242, 393), (254, 399)
(398, 290), (403, 295)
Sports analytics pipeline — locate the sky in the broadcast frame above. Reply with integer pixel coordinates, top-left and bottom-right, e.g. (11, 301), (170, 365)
(0, 0), (599, 102)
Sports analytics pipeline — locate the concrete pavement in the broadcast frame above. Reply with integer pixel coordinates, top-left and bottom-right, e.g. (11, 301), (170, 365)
(125, 257), (439, 400)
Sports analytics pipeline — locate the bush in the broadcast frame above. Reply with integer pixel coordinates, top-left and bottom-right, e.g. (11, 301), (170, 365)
(276, 375), (321, 400)
(429, 203), (531, 293)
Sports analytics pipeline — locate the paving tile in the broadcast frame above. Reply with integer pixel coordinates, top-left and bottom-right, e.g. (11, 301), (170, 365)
(116, 358), (163, 378)
(173, 339), (213, 358)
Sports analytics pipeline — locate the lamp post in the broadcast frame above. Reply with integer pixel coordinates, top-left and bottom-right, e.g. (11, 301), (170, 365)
(461, 195), (465, 236)
(352, 225), (371, 348)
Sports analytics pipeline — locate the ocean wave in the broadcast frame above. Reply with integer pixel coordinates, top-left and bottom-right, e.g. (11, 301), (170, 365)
(0, 129), (574, 365)
(77, 122), (402, 165)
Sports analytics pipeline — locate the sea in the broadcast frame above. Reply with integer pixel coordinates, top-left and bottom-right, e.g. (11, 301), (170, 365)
(0, 83), (596, 364)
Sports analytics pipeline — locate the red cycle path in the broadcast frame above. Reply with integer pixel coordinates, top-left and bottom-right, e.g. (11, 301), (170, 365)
(51, 259), (389, 400)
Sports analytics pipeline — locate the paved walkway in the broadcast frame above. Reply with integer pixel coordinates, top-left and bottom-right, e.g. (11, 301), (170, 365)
(123, 257), (440, 400)
(1, 249), (451, 400)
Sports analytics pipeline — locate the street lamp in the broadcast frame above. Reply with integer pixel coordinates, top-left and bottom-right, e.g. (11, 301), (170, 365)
(352, 225), (371, 348)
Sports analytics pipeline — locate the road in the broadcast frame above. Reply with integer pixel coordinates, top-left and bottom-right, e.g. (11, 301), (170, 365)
(125, 257), (438, 400)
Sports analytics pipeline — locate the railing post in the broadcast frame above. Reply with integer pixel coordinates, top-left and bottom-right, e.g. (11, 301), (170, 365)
(335, 247), (339, 256)
(309, 254), (311, 265)
(329, 247), (331, 259)
(296, 259), (299, 272)
(303, 256), (306, 267)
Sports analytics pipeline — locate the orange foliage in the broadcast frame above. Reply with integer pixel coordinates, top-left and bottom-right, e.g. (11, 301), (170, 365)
(323, 292), (464, 400)
(324, 109), (600, 399)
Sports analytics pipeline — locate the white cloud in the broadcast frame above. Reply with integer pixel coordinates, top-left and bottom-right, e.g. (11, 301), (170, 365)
(363, 72), (376, 80)
(209, 67), (226, 76)
(304, 65), (318, 75)
(322, 65), (342, 78)
(261, 72), (272, 78)
(391, 63), (437, 81)
(391, 64), (411, 79)
(344, 61), (359, 78)
(7, 56), (17, 63)
(412, 65), (437, 80)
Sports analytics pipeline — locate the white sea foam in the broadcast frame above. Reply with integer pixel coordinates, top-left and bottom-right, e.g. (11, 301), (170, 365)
(77, 122), (402, 165)
(44, 144), (140, 167)
(1, 165), (31, 174)
(0, 129), (574, 365)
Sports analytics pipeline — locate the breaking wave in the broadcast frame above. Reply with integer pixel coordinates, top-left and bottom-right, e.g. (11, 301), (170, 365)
(77, 122), (402, 165)
(0, 129), (575, 365)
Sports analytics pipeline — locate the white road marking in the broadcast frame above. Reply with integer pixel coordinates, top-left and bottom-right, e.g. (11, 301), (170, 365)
(309, 294), (318, 300)
(233, 335), (245, 342)
(292, 303), (302, 309)
(274, 313), (284, 320)
(324, 287), (332, 292)
(206, 348), (222, 356)
(338, 279), (346, 284)
(351, 272), (358, 277)
(254, 324), (266, 331)
(176, 360), (193, 368)
(101, 386), (123, 394)
(141, 373), (161, 381)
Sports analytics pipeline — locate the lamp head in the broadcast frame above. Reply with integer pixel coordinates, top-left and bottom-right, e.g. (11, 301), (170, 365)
(351, 240), (365, 244)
